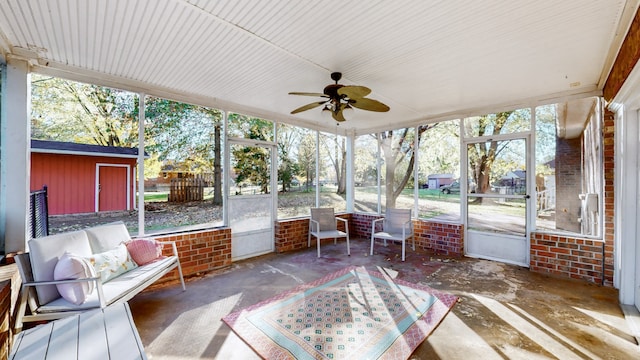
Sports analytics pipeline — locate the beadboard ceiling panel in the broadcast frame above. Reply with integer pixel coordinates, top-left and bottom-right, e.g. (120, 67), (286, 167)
(0, 0), (636, 134)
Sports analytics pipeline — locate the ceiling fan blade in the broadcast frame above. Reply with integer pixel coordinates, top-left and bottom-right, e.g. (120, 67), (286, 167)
(350, 98), (390, 112)
(337, 85), (371, 99)
(332, 109), (346, 122)
(289, 92), (329, 97)
(291, 101), (327, 114)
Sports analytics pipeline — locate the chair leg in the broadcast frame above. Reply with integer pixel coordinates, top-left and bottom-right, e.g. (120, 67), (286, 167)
(346, 235), (350, 256)
(402, 239), (406, 261)
(370, 235), (375, 256)
(317, 237), (321, 258)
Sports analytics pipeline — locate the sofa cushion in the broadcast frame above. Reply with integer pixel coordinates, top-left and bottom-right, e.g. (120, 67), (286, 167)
(98, 256), (178, 303)
(126, 238), (164, 265)
(29, 231), (93, 305)
(86, 243), (138, 283)
(53, 252), (96, 305)
(85, 222), (131, 254)
(37, 256), (179, 313)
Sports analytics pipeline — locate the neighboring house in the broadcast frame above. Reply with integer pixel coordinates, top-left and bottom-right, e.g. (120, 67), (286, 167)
(145, 163), (214, 192)
(427, 174), (455, 189)
(30, 139), (143, 215)
(159, 165), (214, 185)
(500, 170), (526, 187)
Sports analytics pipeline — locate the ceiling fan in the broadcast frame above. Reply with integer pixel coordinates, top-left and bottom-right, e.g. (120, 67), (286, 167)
(289, 72), (390, 122)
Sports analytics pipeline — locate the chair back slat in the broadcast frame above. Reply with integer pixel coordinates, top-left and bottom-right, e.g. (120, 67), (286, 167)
(385, 208), (411, 233)
(311, 208), (337, 231)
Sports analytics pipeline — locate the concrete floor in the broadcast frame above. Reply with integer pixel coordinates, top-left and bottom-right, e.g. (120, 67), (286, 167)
(129, 238), (640, 359)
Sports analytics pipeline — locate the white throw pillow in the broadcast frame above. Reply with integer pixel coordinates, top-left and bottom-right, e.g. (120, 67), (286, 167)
(53, 252), (97, 305)
(86, 243), (138, 283)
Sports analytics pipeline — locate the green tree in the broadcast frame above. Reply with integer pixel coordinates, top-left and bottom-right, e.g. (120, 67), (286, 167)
(417, 120), (460, 184)
(378, 124), (435, 208)
(144, 97), (224, 204)
(297, 133), (316, 191)
(32, 75), (225, 205)
(464, 110), (535, 202)
(230, 115), (273, 194)
(31, 74), (138, 146)
(277, 125), (302, 192)
(354, 136), (377, 186)
(319, 133), (346, 195)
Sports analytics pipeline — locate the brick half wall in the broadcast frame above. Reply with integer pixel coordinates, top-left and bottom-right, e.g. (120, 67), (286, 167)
(275, 213), (464, 256)
(530, 232), (604, 284)
(343, 213), (464, 257)
(414, 220), (464, 256)
(275, 214), (351, 253)
(151, 227), (232, 282)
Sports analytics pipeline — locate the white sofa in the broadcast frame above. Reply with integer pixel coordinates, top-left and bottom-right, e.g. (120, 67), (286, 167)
(14, 221), (185, 332)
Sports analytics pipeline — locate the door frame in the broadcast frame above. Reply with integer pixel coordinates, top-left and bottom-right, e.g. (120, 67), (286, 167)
(224, 137), (278, 260)
(95, 163), (131, 212)
(610, 60), (640, 309)
(461, 129), (534, 267)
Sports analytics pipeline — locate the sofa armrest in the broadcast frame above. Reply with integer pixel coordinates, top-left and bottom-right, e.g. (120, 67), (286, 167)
(21, 276), (100, 287)
(157, 241), (180, 257)
(21, 276), (106, 308)
(156, 241), (185, 291)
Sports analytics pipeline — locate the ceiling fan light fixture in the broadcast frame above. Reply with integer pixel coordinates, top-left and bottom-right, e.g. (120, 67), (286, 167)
(343, 103), (354, 118)
(321, 104), (332, 118)
(289, 72), (389, 122)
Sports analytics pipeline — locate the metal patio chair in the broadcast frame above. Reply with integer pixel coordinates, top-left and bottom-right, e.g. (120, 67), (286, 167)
(370, 208), (414, 261)
(308, 208), (350, 258)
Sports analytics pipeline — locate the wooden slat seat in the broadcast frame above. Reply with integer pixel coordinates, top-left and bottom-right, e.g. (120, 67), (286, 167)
(10, 302), (146, 359)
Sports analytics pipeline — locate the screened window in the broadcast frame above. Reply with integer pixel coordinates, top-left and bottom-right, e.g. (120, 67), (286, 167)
(463, 109), (531, 137)
(417, 119), (461, 221)
(535, 99), (603, 237)
(318, 131), (346, 213)
(277, 124), (316, 218)
(227, 113), (274, 141)
(143, 96), (224, 233)
(378, 128), (416, 213)
(31, 75), (144, 235)
(30, 74), (225, 236)
(353, 134), (379, 213)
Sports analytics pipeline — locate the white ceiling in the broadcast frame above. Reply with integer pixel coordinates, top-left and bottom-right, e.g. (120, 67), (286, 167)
(0, 0), (637, 135)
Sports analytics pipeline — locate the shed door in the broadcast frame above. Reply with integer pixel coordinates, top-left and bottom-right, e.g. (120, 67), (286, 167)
(97, 165), (130, 212)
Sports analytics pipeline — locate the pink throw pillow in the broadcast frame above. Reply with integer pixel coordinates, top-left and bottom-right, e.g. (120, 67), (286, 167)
(126, 238), (164, 265)
(53, 252), (96, 305)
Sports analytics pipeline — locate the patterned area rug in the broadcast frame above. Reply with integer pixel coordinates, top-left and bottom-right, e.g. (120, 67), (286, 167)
(222, 266), (458, 360)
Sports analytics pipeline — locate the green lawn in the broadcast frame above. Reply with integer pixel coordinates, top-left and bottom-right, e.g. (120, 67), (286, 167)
(144, 192), (168, 202)
(143, 188), (217, 202)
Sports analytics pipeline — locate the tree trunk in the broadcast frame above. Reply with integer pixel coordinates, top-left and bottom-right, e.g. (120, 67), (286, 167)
(385, 156), (397, 209)
(337, 139), (347, 195)
(379, 134), (397, 209)
(212, 123), (223, 205)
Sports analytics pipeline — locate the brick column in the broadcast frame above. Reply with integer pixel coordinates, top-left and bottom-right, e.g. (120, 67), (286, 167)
(602, 109), (615, 286)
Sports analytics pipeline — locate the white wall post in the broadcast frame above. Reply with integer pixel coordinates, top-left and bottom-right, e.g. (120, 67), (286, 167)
(346, 132), (355, 213)
(137, 93), (146, 236)
(1, 58), (31, 253)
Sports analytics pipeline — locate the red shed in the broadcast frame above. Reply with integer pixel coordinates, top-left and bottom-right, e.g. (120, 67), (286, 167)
(30, 140), (143, 215)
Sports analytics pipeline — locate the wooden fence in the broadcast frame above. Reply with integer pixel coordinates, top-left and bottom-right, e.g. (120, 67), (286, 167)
(169, 177), (205, 202)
